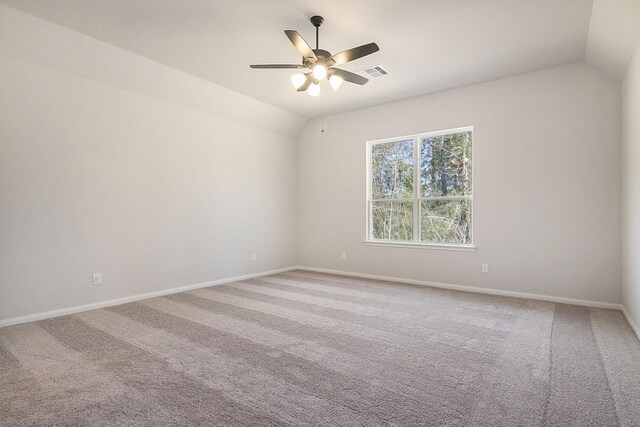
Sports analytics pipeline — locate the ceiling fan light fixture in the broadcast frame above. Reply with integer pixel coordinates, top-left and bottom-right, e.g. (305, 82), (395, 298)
(250, 16), (380, 96)
(308, 82), (321, 97)
(329, 74), (344, 90)
(290, 73), (307, 89)
(312, 63), (327, 80)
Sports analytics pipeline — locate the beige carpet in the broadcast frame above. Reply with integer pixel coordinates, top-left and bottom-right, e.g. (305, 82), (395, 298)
(1, 270), (639, 426)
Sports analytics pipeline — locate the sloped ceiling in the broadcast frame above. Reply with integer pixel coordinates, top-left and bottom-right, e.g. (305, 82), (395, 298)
(586, 0), (640, 80)
(1, 0), (638, 118)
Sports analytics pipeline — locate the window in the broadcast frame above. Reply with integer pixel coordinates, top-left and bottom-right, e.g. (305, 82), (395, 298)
(366, 127), (473, 248)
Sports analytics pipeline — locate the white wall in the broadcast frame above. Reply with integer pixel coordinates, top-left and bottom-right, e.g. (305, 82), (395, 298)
(0, 6), (304, 322)
(622, 41), (640, 330)
(297, 62), (622, 305)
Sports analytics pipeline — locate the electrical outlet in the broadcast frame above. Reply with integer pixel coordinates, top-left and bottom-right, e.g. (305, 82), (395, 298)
(93, 273), (102, 285)
(341, 251), (347, 260)
(481, 264), (489, 274)
(251, 253), (257, 262)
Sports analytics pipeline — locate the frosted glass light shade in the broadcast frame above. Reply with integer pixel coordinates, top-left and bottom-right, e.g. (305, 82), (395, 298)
(312, 64), (327, 80)
(329, 75), (344, 90)
(290, 73), (306, 89)
(307, 82), (320, 97)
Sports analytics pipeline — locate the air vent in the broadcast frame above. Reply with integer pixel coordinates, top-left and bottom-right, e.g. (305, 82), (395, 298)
(359, 65), (388, 79)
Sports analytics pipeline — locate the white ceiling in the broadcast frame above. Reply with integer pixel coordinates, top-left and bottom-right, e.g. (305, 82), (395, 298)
(0, 0), (629, 119)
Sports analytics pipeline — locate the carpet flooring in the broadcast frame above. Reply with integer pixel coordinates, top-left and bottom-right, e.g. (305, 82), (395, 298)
(1, 270), (639, 426)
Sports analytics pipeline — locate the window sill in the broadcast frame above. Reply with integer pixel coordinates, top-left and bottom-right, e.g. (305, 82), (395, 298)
(363, 240), (477, 252)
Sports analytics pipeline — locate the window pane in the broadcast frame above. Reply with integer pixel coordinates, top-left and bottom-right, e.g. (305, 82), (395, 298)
(371, 139), (414, 199)
(421, 199), (471, 244)
(420, 131), (472, 197)
(371, 201), (413, 241)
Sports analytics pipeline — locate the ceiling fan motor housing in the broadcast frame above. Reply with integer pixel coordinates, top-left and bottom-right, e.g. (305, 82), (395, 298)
(305, 49), (332, 68)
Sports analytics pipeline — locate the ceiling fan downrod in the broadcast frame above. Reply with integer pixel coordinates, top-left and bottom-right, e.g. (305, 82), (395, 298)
(310, 15), (324, 50)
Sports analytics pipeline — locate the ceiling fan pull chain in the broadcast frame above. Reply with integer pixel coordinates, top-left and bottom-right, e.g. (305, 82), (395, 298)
(321, 96), (325, 133)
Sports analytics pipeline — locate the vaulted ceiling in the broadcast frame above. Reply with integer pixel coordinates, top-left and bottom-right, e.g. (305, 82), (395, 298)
(2, 0), (639, 118)
(586, 0), (640, 79)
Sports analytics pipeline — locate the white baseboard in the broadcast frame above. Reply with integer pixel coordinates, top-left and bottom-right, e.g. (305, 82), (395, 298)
(294, 266), (623, 310)
(0, 266), (297, 329)
(622, 306), (640, 341)
(2, 265), (627, 330)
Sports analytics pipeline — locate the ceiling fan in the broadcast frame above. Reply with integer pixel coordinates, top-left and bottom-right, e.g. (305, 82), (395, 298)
(250, 16), (379, 96)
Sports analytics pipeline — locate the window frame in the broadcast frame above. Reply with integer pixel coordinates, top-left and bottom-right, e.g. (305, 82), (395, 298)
(365, 126), (476, 251)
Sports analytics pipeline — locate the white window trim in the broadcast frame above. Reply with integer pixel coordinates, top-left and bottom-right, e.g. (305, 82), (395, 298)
(365, 126), (476, 251)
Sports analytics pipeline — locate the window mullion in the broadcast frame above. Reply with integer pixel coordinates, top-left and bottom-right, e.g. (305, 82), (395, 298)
(413, 136), (420, 242)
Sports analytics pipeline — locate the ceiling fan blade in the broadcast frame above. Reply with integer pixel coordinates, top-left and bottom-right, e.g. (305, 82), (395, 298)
(297, 76), (313, 92)
(284, 30), (317, 60)
(328, 42), (379, 66)
(250, 64), (308, 69)
(331, 68), (369, 85)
